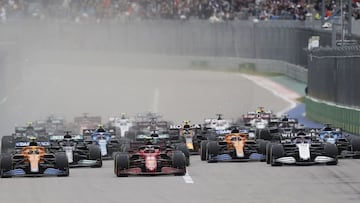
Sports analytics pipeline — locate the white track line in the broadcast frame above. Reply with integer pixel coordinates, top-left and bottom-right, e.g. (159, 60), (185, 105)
(183, 172), (194, 184)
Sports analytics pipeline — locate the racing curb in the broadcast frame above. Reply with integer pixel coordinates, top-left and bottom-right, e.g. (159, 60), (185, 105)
(241, 74), (301, 115)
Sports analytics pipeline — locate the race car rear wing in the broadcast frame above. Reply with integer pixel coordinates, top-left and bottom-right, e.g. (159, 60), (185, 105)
(49, 134), (84, 141)
(169, 124), (202, 130)
(128, 140), (168, 151)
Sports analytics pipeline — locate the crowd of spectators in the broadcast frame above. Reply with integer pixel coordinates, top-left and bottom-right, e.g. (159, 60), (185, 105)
(0, 0), (360, 22)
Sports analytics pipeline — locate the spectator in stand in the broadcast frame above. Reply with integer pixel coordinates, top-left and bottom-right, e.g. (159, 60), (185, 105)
(0, 0), (358, 22)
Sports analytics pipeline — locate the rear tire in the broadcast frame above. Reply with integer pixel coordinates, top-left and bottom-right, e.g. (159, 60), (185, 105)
(208, 134), (217, 141)
(266, 143), (273, 165)
(114, 152), (129, 177)
(172, 151), (186, 176)
(200, 141), (209, 161)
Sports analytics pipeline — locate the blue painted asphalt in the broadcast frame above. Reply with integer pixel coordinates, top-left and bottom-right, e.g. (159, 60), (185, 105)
(286, 103), (323, 128)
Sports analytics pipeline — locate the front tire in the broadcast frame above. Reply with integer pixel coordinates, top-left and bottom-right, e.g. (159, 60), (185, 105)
(351, 138), (360, 159)
(324, 143), (338, 165)
(114, 152), (129, 177)
(172, 151), (186, 176)
(0, 154), (13, 178)
(55, 152), (69, 177)
(88, 145), (102, 168)
(270, 144), (284, 166)
(175, 144), (190, 166)
(207, 141), (219, 163)
(1, 136), (14, 154)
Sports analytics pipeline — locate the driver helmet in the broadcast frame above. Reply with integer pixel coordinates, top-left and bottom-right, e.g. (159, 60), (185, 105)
(97, 124), (106, 132)
(29, 136), (38, 146)
(183, 120), (191, 129)
(64, 131), (72, 139)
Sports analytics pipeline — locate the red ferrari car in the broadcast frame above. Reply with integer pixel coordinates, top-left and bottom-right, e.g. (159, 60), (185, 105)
(114, 141), (186, 177)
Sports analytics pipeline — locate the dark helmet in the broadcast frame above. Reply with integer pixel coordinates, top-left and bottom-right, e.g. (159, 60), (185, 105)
(97, 124), (106, 132)
(64, 131), (72, 139)
(29, 137), (38, 146)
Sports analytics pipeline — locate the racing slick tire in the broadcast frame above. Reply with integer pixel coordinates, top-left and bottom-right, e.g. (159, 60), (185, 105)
(55, 152), (70, 177)
(257, 129), (272, 141)
(207, 141), (219, 163)
(172, 151), (186, 176)
(200, 140), (209, 161)
(175, 144), (190, 166)
(1, 136), (15, 154)
(351, 138), (360, 159)
(125, 131), (136, 140)
(258, 140), (269, 162)
(324, 143), (338, 165)
(266, 143), (273, 165)
(270, 144), (284, 166)
(89, 145), (102, 168)
(208, 134), (217, 141)
(114, 152), (129, 177)
(0, 154), (13, 178)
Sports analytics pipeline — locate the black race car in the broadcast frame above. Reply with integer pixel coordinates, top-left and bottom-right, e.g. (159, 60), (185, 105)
(49, 132), (102, 168)
(266, 132), (338, 166)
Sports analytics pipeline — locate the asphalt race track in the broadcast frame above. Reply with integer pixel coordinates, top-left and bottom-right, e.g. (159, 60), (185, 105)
(1, 65), (360, 203)
(0, 64), (288, 135)
(0, 157), (359, 203)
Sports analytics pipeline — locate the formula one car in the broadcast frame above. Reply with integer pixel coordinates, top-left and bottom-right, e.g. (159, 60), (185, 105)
(266, 131), (338, 166)
(132, 131), (191, 166)
(33, 115), (67, 135)
(114, 134), (187, 177)
(200, 128), (266, 162)
(125, 114), (170, 140)
(1, 123), (49, 154)
(69, 113), (102, 134)
(317, 124), (360, 159)
(274, 115), (300, 140)
(108, 113), (134, 138)
(49, 132), (102, 167)
(169, 121), (206, 154)
(242, 107), (273, 126)
(0, 139), (69, 177)
(83, 125), (122, 159)
(203, 114), (233, 136)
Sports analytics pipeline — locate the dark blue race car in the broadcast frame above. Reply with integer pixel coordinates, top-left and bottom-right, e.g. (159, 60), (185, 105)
(84, 126), (122, 159)
(318, 124), (360, 159)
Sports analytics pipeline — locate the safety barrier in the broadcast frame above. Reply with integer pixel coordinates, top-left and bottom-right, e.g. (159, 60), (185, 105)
(306, 97), (360, 134)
